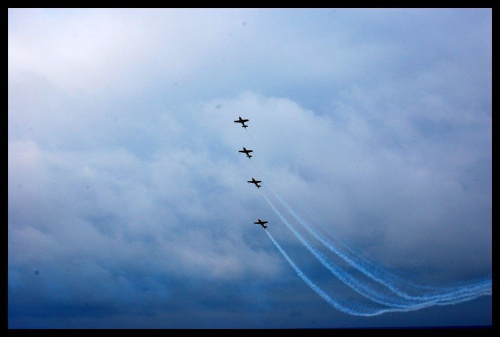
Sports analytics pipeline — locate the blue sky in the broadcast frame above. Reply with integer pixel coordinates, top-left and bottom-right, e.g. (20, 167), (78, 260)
(8, 8), (491, 328)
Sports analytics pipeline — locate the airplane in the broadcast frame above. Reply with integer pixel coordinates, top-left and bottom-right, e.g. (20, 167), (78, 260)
(247, 177), (262, 189)
(254, 218), (269, 229)
(239, 147), (253, 158)
(234, 116), (249, 128)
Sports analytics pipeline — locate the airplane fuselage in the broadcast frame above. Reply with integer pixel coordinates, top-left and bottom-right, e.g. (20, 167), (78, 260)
(254, 218), (269, 229)
(248, 178), (262, 189)
(234, 116), (249, 128)
(239, 147), (253, 158)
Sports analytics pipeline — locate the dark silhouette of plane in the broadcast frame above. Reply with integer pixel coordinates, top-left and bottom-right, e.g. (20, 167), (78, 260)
(239, 147), (253, 158)
(234, 116), (249, 128)
(247, 177), (262, 189)
(254, 218), (268, 229)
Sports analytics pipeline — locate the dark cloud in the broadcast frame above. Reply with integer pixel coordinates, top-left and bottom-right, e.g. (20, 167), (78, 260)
(9, 8), (491, 328)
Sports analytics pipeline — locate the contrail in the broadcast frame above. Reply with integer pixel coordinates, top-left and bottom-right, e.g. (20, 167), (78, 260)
(245, 128), (261, 156)
(265, 226), (489, 317)
(261, 190), (471, 310)
(259, 190), (397, 306)
(303, 213), (444, 292)
(243, 123), (491, 314)
(262, 190), (491, 315)
(270, 191), (492, 307)
(265, 230), (373, 316)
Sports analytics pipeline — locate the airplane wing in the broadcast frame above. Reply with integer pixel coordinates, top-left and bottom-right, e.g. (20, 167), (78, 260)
(240, 148), (253, 157)
(234, 117), (249, 123)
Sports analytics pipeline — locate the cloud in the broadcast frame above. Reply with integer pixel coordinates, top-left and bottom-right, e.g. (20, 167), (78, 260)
(9, 8), (491, 328)
(9, 88), (491, 324)
(8, 8), (256, 99)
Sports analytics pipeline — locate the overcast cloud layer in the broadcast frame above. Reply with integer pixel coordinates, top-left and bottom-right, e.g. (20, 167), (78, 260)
(8, 8), (491, 328)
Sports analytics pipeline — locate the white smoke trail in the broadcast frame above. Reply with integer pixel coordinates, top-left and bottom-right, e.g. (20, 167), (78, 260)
(245, 128), (261, 156)
(300, 209), (444, 292)
(242, 124), (491, 314)
(259, 190), (398, 306)
(261, 190), (480, 311)
(263, 191), (491, 315)
(266, 226), (490, 317)
(271, 192), (492, 306)
(265, 230), (374, 316)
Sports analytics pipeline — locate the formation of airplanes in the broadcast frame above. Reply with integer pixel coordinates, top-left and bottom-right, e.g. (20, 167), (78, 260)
(235, 117), (269, 230)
